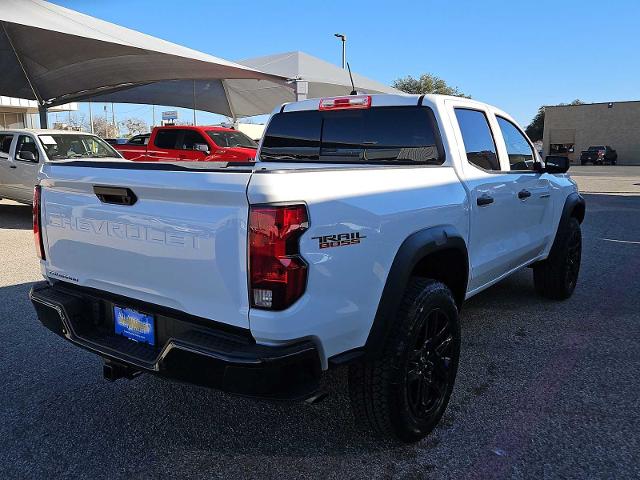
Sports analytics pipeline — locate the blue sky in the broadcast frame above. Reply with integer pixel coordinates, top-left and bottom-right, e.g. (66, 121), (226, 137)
(52, 0), (640, 131)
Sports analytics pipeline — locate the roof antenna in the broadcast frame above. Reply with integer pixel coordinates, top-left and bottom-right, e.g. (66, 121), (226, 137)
(347, 62), (357, 95)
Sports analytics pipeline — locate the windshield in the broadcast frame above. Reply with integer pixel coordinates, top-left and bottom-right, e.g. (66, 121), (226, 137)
(588, 146), (605, 151)
(206, 130), (257, 148)
(260, 106), (443, 165)
(38, 134), (121, 160)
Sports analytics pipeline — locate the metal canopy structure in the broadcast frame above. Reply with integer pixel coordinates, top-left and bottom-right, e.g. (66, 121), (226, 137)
(89, 51), (402, 119)
(0, 0), (284, 124)
(239, 51), (400, 99)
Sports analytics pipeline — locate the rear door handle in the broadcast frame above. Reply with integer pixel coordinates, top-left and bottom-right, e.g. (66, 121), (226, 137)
(518, 189), (532, 200)
(94, 185), (138, 206)
(9, 165), (16, 169)
(477, 194), (494, 206)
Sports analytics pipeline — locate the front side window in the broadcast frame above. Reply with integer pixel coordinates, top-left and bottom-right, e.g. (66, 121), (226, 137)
(454, 109), (499, 171)
(38, 134), (119, 160)
(496, 116), (536, 171)
(261, 106), (443, 165)
(16, 135), (39, 162)
(206, 130), (257, 148)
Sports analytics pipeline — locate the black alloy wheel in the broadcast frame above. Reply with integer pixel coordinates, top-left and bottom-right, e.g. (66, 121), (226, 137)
(405, 308), (454, 420)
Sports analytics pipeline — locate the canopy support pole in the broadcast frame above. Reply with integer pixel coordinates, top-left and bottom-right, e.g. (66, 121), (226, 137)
(88, 101), (94, 133)
(192, 80), (197, 125)
(295, 80), (308, 101)
(2, 21), (49, 127)
(38, 105), (48, 129)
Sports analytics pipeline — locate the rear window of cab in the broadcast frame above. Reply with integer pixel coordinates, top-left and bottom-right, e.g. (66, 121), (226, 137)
(260, 106), (444, 165)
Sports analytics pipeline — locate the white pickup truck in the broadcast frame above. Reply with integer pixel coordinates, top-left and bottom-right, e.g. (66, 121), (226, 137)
(30, 94), (584, 442)
(0, 129), (122, 204)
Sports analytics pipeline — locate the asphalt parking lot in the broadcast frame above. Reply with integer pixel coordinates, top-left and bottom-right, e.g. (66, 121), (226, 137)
(1, 167), (639, 479)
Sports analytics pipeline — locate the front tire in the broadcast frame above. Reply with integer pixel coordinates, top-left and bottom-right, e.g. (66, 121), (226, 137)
(533, 217), (582, 299)
(348, 279), (461, 442)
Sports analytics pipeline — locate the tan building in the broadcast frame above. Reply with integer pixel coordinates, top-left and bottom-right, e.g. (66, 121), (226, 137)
(0, 96), (76, 130)
(543, 101), (640, 165)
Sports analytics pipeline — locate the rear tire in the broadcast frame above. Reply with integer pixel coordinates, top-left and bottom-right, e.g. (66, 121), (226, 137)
(533, 217), (582, 300)
(348, 279), (460, 442)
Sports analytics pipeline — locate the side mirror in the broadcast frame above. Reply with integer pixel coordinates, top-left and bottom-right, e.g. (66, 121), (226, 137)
(19, 151), (37, 162)
(194, 143), (209, 153)
(545, 155), (570, 174)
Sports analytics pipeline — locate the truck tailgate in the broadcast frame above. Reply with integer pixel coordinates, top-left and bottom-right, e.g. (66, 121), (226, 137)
(39, 162), (252, 328)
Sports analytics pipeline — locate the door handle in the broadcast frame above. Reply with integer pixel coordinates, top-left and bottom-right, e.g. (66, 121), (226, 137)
(518, 189), (532, 200)
(477, 194), (494, 206)
(9, 165), (17, 169)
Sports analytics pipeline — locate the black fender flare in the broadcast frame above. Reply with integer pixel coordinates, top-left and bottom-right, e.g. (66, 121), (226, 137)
(362, 225), (468, 360)
(549, 192), (585, 251)
(561, 192), (586, 225)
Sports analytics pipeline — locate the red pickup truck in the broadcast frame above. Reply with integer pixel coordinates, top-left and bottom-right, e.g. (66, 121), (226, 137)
(114, 125), (258, 162)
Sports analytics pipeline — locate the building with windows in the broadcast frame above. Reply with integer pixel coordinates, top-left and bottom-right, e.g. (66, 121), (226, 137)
(0, 96), (77, 129)
(543, 101), (640, 165)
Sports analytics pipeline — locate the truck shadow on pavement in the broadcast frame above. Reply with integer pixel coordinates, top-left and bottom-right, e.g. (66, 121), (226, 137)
(2, 275), (544, 469)
(0, 202), (32, 230)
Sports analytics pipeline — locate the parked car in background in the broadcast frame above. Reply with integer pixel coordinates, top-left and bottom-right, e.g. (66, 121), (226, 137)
(31, 94), (584, 442)
(0, 129), (122, 204)
(580, 145), (617, 165)
(113, 125), (257, 162)
(103, 138), (128, 146)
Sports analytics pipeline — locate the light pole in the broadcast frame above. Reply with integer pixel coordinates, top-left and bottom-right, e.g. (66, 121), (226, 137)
(334, 33), (346, 69)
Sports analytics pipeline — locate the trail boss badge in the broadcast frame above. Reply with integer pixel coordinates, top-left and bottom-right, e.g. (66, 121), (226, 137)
(311, 232), (366, 249)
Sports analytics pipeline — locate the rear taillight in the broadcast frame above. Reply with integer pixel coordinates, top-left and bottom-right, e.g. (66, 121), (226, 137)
(249, 204), (308, 310)
(319, 95), (371, 110)
(33, 185), (45, 260)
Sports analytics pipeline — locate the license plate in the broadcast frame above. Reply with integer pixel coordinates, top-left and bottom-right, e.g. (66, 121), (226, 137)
(114, 306), (155, 346)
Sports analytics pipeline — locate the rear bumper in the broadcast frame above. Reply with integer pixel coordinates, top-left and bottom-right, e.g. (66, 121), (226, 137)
(30, 282), (321, 400)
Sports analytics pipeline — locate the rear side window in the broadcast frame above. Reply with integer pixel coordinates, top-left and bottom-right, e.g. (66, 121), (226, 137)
(496, 116), (536, 171)
(154, 130), (179, 149)
(0, 134), (13, 156)
(260, 106), (442, 165)
(454, 109), (499, 171)
(180, 130), (207, 150)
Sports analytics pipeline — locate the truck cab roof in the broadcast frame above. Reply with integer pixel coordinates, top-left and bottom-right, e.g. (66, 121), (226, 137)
(278, 93), (511, 117)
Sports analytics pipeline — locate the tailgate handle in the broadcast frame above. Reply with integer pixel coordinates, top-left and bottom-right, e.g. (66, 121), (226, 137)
(93, 185), (138, 206)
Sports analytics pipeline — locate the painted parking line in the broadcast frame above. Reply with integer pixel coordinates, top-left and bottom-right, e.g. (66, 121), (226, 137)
(602, 238), (640, 245)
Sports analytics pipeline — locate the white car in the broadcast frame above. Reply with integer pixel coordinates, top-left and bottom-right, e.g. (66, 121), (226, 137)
(30, 94), (584, 442)
(0, 129), (122, 204)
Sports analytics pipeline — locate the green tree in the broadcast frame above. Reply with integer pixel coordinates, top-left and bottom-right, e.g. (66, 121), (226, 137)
(525, 106), (545, 142)
(392, 73), (470, 98)
(525, 99), (584, 142)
